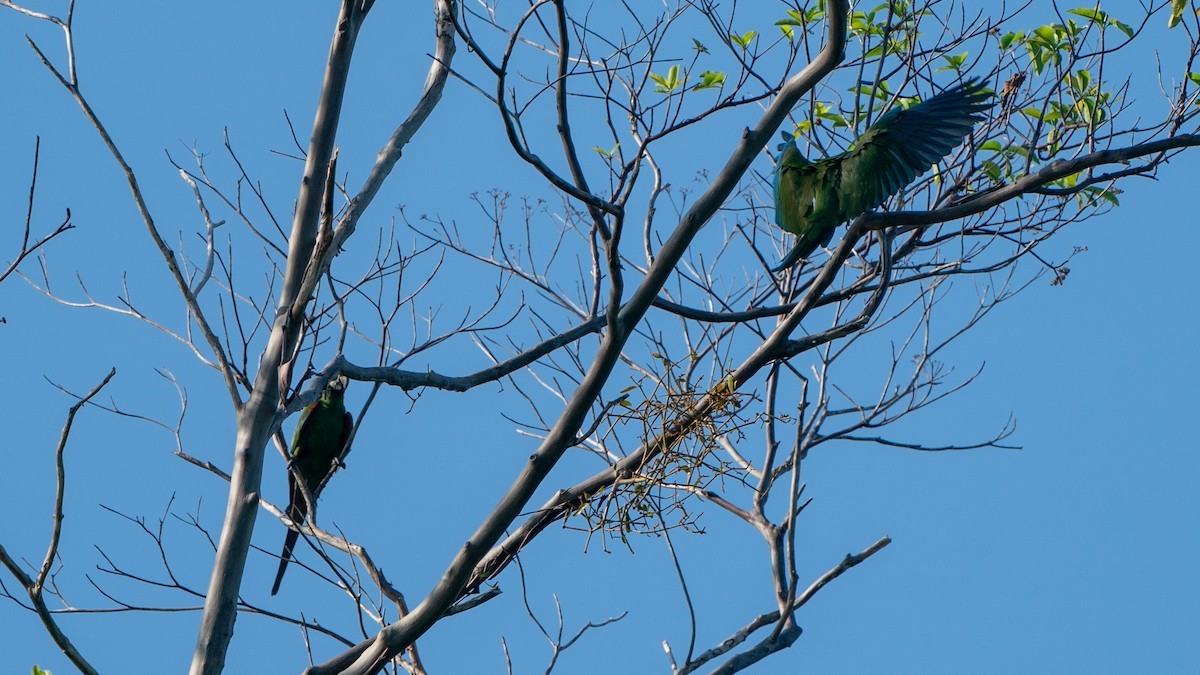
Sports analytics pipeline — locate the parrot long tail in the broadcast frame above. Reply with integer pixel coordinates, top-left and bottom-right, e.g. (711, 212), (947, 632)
(773, 240), (815, 272)
(270, 485), (308, 596)
(773, 226), (834, 272)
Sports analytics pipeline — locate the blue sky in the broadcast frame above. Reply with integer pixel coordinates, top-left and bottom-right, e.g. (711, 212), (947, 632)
(2, 2), (1197, 673)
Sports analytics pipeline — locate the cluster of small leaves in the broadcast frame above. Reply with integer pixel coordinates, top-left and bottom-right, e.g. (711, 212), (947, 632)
(647, 0), (931, 102)
(646, 37), (728, 96)
(975, 8), (1142, 208)
(774, 3), (826, 41)
(1055, 171), (1121, 208)
(979, 133), (1119, 208)
(849, 1), (906, 39)
(1000, 9), (1132, 77)
(649, 65), (686, 94)
(782, 1), (927, 59)
(977, 138), (1027, 184)
(787, 79), (925, 137)
(778, 0), (920, 42)
(789, 100), (851, 134)
(647, 62), (727, 95)
(936, 51), (969, 74)
(730, 30), (758, 50)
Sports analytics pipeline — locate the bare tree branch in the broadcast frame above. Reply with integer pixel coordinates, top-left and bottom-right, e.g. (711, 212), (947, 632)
(0, 367), (114, 675)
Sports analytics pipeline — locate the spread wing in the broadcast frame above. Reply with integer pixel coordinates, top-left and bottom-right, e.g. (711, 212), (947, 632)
(837, 79), (992, 218)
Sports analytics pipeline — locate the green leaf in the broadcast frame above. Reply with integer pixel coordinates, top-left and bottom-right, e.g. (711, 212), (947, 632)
(692, 70), (726, 91)
(1169, 0), (1188, 28)
(936, 51), (969, 73)
(1067, 8), (1104, 22)
(1008, 145), (1034, 161)
(1069, 69), (1091, 94)
(1033, 25), (1060, 44)
(730, 31), (758, 49)
(692, 38), (708, 54)
(649, 65), (685, 93)
(981, 159), (1001, 181)
(999, 31), (1023, 50)
(852, 85), (875, 98)
(592, 142), (620, 159)
(849, 10), (886, 37)
(811, 101), (849, 128)
(1068, 7), (1135, 38)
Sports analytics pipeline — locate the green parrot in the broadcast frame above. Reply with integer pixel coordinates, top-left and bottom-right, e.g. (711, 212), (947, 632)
(271, 375), (353, 596)
(773, 79), (993, 270)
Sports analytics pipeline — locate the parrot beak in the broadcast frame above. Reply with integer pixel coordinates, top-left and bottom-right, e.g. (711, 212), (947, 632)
(330, 374), (349, 391)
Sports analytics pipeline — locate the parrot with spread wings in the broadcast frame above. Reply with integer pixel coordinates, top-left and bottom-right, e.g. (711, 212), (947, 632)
(773, 79), (993, 270)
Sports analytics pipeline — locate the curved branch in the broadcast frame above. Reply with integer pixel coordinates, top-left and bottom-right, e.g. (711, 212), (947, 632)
(688, 536), (892, 674)
(869, 134), (1200, 231)
(335, 315), (604, 392)
(327, 0), (458, 267)
(0, 368), (114, 675)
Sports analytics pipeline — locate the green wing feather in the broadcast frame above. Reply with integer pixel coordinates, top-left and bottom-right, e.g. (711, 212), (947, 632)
(774, 79), (992, 270)
(838, 79), (992, 215)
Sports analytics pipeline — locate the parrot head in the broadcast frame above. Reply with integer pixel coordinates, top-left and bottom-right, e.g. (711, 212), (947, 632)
(318, 375), (349, 405)
(775, 130), (796, 154)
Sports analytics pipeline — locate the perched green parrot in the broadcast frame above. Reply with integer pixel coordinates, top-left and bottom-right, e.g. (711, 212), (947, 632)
(271, 375), (352, 596)
(773, 79), (993, 270)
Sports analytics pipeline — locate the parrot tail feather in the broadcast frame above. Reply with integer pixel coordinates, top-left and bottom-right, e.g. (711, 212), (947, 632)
(270, 486), (309, 596)
(270, 528), (300, 596)
(773, 232), (825, 272)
